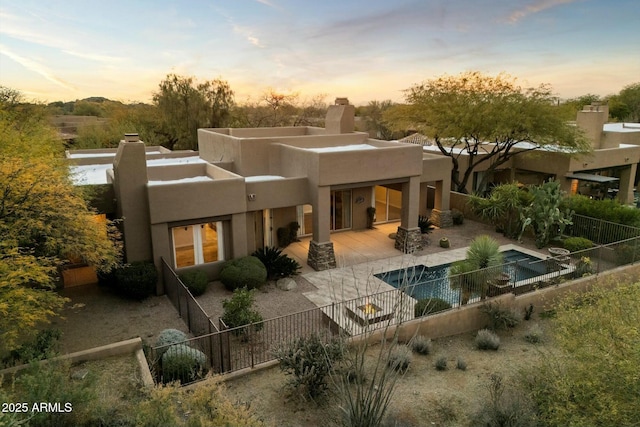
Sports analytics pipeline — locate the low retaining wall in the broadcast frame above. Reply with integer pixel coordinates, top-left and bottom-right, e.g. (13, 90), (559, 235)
(0, 337), (154, 388)
(365, 262), (640, 344)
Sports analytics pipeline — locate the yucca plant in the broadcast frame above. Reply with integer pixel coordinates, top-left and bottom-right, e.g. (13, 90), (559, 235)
(450, 235), (504, 304)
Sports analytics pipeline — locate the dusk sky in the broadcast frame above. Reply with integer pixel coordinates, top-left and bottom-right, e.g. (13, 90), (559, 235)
(1, 0), (638, 106)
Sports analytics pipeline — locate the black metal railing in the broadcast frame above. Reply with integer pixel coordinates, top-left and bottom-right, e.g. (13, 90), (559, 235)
(153, 228), (640, 383)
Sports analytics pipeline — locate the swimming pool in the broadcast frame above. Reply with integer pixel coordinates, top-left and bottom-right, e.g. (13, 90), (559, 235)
(374, 249), (546, 305)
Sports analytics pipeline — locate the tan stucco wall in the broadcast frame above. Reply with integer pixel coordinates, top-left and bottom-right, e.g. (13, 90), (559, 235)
(246, 178), (310, 211)
(351, 187), (373, 230)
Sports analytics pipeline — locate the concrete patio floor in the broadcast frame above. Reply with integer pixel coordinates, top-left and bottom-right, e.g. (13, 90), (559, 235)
(282, 219), (547, 334)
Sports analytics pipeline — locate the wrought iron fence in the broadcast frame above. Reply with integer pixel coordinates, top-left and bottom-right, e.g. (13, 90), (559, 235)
(154, 231), (640, 384)
(566, 214), (640, 244)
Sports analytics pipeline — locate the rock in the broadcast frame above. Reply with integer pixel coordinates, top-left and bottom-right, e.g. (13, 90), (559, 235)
(71, 369), (89, 380)
(276, 278), (297, 291)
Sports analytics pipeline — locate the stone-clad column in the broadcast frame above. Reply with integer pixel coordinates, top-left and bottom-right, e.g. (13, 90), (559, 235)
(307, 186), (336, 270)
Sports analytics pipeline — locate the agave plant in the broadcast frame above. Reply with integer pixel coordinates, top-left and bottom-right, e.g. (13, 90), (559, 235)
(450, 235), (504, 304)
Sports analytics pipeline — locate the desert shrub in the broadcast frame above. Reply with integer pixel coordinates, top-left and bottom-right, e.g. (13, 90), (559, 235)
(562, 236), (594, 252)
(179, 269), (208, 296)
(8, 360), (96, 426)
(616, 240), (640, 265)
(161, 344), (207, 384)
(273, 333), (344, 398)
(414, 297), (452, 318)
(472, 374), (538, 427)
(387, 345), (412, 373)
(221, 288), (263, 336)
(524, 283), (640, 427)
(574, 256), (594, 277)
(435, 356), (447, 371)
(452, 208), (464, 225)
(524, 324), (543, 344)
(155, 329), (187, 357)
(3, 328), (61, 367)
(456, 357), (467, 371)
(219, 256), (267, 291)
(418, 215), (434, 234)
(137, 381), (265, 427)
(410, 335), (433, 355)
(251, 246), (301, 280)
(480, 302), (520, 330)
(475, 329), (501, 351)
(114, 261), (158, 299)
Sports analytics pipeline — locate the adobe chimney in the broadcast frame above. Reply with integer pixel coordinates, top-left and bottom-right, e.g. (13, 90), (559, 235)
(325, 97), (355, 134)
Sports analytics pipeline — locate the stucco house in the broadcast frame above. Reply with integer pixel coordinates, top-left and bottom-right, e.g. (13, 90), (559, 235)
(409, 103), (640, 202)
(67, 99), (453, 291)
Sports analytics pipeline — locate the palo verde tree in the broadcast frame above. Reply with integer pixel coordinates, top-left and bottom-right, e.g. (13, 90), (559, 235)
(153, 74), (234, 150)
(387, 71), (591, 193)
(0, 89), (122, 354)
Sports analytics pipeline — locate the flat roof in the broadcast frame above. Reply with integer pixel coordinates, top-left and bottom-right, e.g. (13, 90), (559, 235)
(245, 175), (285, 182)
(70, 156), (207, 185)
(147, 176), (213, 186)
(565, 173), (620, 183)
(306, 144), (377, 153)
(604, 123), (640, 133)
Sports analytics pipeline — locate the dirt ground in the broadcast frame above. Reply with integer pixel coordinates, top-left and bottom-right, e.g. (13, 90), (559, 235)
(224, 318), (552, 427)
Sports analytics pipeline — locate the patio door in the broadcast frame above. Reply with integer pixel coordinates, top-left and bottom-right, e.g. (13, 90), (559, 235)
(330, 190), (352, 230)
(374, 186), (401, 223)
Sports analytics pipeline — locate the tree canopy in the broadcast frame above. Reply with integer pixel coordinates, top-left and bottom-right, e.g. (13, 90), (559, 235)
(0, 91), (122, 353)
(152, 74), (235, 150)
(386, 72), (591, 193)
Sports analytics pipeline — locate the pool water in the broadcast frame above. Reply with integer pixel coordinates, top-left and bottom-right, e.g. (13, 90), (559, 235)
(374, 249), (545, 304)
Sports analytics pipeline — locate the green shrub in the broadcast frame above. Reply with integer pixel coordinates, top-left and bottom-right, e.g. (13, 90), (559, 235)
(563, 195), (640, 229)
(273, 333), (344, 398)
(452, 208), (464, 225)
(219, 256), (267, 291)
(221, 288), (264, 336)
(414, 298), (452, 318)
(616, 240), (640, 265)
(4, 328), (61, 367)
(418, 215), (434, 234)
(251, 246), (301, 280)
(161, 344), (207, 384)
(480, 302), (520, 330)
(456, 357), (467, 371)
(574, 256), (594, 277)
(524, 324), (543, 344)
(155, 329), (188, 357)
(387, 345), (412, 373)
(475, 329), (501, 351)
(562, 236), (594, 252)
(10, 360), (96, 426)
(114, 261), (158, 299)
(179, 269), (209, 296)
(410, 335), (433, 355)
(524, 284), (640, 427)
(435, 356), (447, 371)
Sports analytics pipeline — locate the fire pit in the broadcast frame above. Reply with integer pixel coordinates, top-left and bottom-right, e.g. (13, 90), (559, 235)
(345, 298), (394, 327)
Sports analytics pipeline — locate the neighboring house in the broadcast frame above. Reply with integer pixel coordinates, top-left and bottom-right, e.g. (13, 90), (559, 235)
(67, 99), (453, 291)
(410, 104), (640, 201)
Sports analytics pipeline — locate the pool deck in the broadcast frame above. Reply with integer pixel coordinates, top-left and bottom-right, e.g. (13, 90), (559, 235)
(282, 219), (548, 334)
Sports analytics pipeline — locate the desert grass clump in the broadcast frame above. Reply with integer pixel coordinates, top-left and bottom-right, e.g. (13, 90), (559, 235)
(475, 329), (501, 351)
(481, 302), (521, 330)
(435, 355), (448, 371)
(387, 345), (413, 373)
(524, 324), (543, 344)
(410, 335), (433, 355)
(456, 357), (467, 371)
(473, 374), (537, 427)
